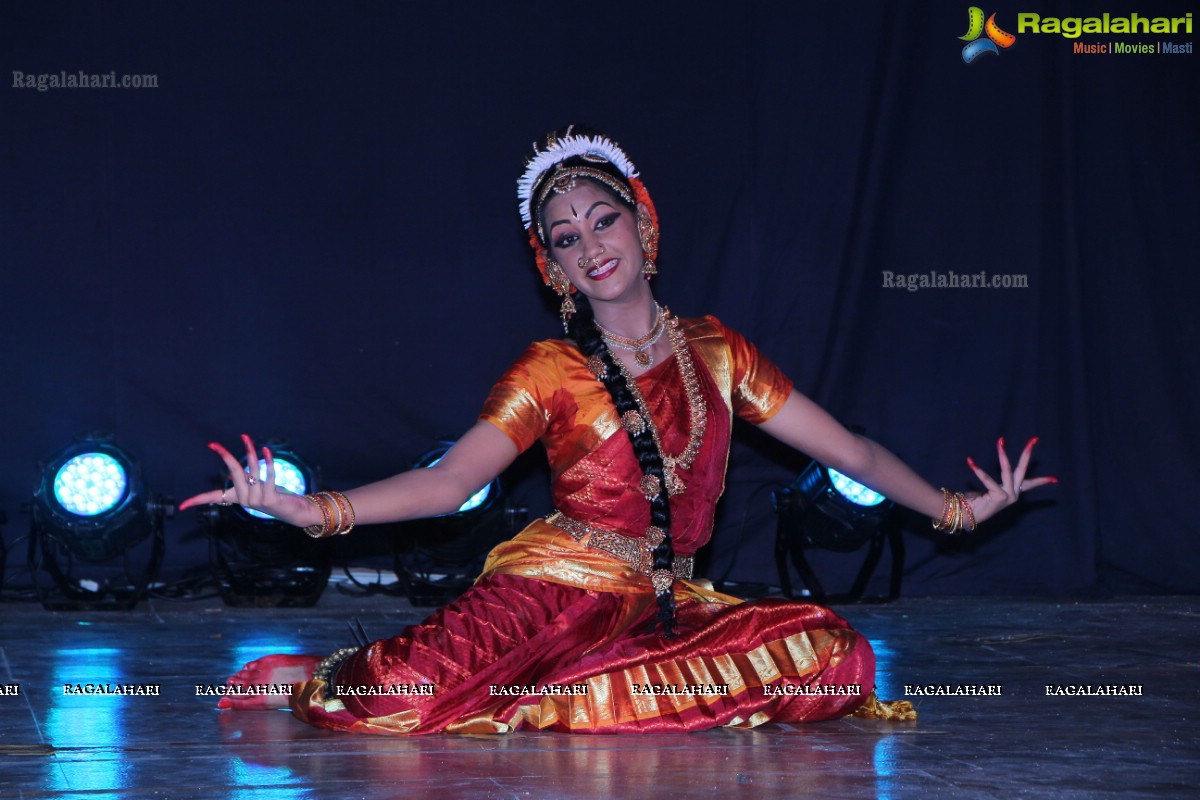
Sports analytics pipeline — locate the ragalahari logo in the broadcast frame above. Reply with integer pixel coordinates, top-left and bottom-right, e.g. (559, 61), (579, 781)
(960, 7), (1017, 62)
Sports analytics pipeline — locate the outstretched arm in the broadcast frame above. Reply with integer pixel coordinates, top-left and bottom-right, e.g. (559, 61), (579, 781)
(756, 391), (1054, 527)
(341, 421), (519, 523)
(178, 421), (520, 529)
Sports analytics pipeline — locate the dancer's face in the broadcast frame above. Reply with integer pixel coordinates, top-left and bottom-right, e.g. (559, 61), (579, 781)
(542, 181), (648, 306)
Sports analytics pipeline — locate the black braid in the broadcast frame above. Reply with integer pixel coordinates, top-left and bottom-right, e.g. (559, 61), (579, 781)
(567, 294), (678, 637)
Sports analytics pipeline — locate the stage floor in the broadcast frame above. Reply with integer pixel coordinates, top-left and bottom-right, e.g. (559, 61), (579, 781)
(2, 589), (1195, 799)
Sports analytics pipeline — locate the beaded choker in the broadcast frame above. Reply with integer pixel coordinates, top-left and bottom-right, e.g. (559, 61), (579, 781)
(596, 304), (666, 367)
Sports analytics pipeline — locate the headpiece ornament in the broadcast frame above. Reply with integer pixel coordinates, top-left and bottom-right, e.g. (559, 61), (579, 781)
(517, 126), (640, 230)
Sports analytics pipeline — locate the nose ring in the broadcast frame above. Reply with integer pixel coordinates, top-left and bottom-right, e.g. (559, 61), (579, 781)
(578, 243), (606, 270)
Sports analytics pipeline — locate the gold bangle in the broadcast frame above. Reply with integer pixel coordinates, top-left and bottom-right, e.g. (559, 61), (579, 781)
(302, 491), (356, 537)
(933, 488), (973, 534)
(328, 490), (355, 535)
(317, 492), (343, 535)
(320, 492), (339, 536)
(304, 493), (332, 537)
(932, 488), (955, 532)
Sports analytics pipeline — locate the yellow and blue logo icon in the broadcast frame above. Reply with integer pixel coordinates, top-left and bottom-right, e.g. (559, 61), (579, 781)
(960, 7), (1017, 62)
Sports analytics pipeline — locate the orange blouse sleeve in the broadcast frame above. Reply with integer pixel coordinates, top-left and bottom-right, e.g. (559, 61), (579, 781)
(477, 341), (562, 453)
(709, 316), (793, 424)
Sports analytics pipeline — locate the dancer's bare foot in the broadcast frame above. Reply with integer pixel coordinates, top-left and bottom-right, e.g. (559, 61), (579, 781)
(217, 653), (323, 710)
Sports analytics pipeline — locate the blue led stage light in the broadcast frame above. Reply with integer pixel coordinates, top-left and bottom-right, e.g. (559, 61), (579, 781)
(772, 442), (901, 603)
(827, 468), (887, 507)
(203, 442), (329, 608)
(394, 441), (521, 606)
(30, 435), (167, 610)
(53, 452), (129, 517)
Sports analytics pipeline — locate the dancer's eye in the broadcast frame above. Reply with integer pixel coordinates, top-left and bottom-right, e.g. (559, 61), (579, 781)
(595, 212), (620, 231)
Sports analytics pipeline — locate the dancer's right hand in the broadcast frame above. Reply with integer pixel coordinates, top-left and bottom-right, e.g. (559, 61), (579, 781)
(177, 434), (323, 529)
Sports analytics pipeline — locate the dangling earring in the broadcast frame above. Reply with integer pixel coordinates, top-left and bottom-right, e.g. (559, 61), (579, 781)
(545, 258), (576, 330)
(638, 212), (659, 279)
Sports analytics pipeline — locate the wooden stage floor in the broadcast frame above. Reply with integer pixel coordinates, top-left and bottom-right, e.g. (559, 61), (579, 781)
(2, 589), (1195, 799)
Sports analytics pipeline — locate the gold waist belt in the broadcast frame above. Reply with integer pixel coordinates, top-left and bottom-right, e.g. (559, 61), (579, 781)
(546, 511), (694, 580)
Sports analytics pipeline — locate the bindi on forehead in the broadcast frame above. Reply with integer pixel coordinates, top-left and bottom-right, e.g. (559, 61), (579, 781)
(547, 191), (614, 231)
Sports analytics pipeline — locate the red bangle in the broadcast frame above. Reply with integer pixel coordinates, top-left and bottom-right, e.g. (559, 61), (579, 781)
(957, 493), (976, 532)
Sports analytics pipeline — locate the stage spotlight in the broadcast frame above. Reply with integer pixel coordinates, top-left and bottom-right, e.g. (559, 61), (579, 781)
(827, 468), (887, 507)
(394, 441), (523, 606)
(202, 442), (330, 608)
(28, 435), (168, 610)
(772, 458), (903, 603)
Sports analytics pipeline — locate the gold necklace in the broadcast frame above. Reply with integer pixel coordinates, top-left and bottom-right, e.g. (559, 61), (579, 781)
(610, 309), (707, 497)
(595, 304), (665, 367)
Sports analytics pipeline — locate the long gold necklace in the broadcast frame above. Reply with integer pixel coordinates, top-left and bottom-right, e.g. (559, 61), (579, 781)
(608, 309), (707, 497)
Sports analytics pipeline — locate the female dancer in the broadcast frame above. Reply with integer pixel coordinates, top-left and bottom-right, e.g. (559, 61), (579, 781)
(180, 127), (1053, 734)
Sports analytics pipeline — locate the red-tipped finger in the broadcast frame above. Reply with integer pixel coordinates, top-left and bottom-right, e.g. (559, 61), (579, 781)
(996, 439), (1015, 496)
(209, 442), (246, 482)
(1017, 436), (1038, 466)
(1022, 476), (1058, 490)
(996, 438), (1013, 471)
(241, 434), (259, 478)
(968, 456), (1004, 494)
(263, 446), (276, 496)
(1013, 438), (1036, 488)
(179, 490), (223, 510)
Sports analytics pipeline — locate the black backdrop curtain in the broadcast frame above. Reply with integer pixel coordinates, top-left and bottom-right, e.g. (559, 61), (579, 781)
(2, 0), (1196, 595)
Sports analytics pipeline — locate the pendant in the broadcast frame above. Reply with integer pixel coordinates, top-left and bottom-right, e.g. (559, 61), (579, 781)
(635, 350), (652, 367)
